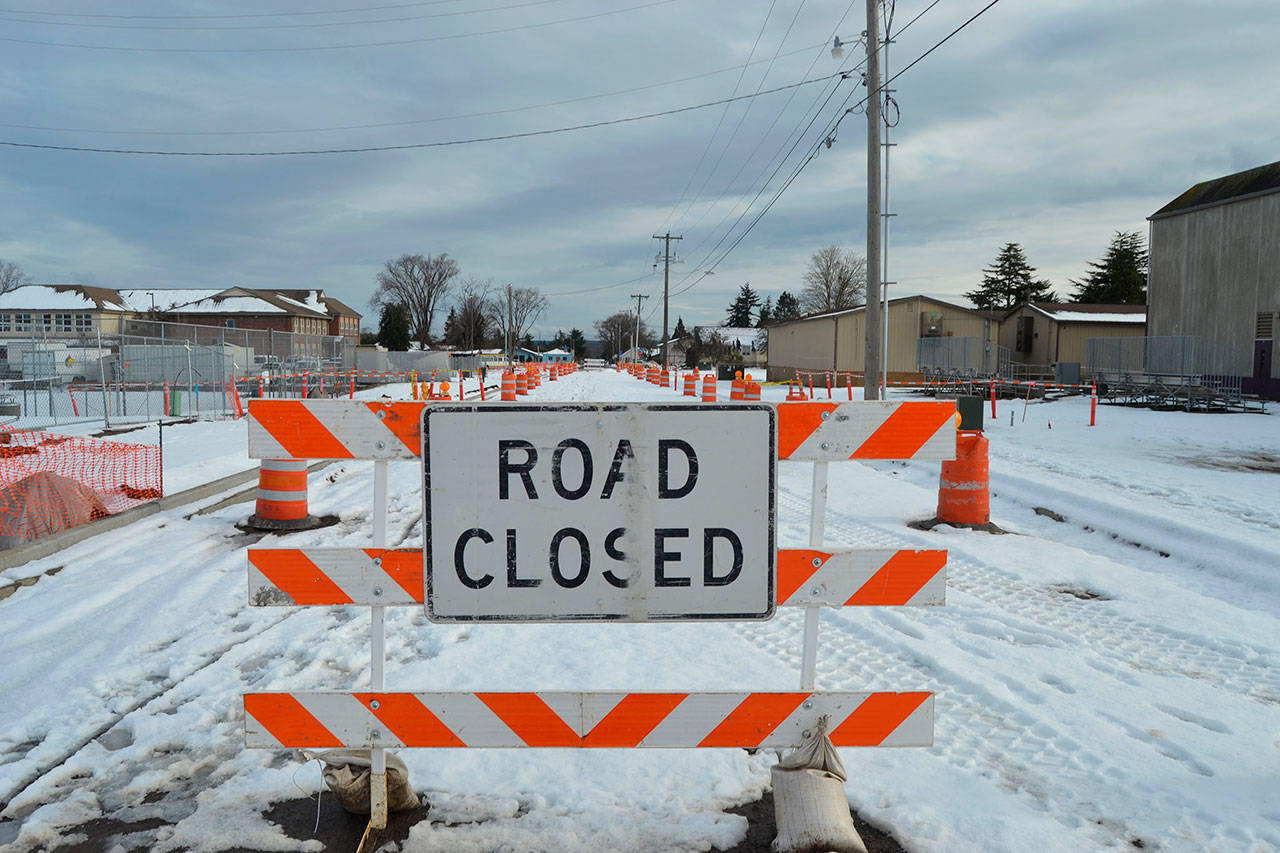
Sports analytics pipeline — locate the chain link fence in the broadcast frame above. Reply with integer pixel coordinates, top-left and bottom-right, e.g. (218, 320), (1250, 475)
(1, 320), (355, 430)
(917, 336), (1009, 377)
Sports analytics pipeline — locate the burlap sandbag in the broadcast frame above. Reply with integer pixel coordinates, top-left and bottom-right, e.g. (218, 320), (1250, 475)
(299, 749), (420, 814)
(771, 717), (866, 853)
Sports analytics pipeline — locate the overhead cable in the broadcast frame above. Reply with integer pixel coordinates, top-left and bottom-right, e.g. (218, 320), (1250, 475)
(0, 70), (847, 155)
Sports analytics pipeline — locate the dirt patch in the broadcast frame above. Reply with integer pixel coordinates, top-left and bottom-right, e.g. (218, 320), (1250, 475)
(1183, 451), (1280, 474)
(1051, 584), (1111, 601)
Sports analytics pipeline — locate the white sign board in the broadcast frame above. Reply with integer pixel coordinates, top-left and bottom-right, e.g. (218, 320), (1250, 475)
(423, 403), (776, 622)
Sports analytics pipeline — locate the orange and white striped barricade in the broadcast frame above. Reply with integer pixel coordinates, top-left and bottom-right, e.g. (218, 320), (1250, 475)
(683, 373), (697, 397)
(549, 364), (558, 381)
(701, 374), (717, 402)
(241, 398), (956, 831)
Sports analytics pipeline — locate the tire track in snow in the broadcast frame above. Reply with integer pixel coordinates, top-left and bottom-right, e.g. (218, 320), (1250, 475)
(1, 461), (423, 819)
(776, 486), (1280, 706)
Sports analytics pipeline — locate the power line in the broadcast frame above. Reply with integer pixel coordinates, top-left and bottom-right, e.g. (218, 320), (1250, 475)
(0, 70), (843, 155)
(0, 0), (575, 31)
(667, 0), (806, 233)
(669, 0), (857, 251)
(542, 271), (655, 297)
(0, 0), (494, 19)
(669, 0), (928, 273)
(671, 0), (1004, 299)
(2, 41), (826, 137)
(654, 0), (778, 234)
(0, 0), (683, 53)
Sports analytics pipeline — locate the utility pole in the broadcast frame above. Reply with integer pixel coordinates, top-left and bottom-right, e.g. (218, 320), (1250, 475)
(863, 0), (882, 400)
(629, 292), (649, 359)
(881, 20), (896, 393)
(652, 232), (682, 367)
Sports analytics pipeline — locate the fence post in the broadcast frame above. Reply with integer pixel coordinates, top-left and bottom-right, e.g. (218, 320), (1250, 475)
(97, 329), (111, 429)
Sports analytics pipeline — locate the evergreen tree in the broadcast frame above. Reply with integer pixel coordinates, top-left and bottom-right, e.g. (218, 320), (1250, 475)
(964, 243), (1057, 311)
(774, 290), (801, 321)
(377, 303), (411, 350)
(756, 296), (773, 327)
(568, 328), (587, 360)
(673, 316), (688, 339)
(724, 282), (760, 327)
(1071, 231), (1148, 304)
(441, 307), (459, 346)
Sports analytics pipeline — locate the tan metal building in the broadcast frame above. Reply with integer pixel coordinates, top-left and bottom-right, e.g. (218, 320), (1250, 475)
(1000, 302), (1146, 366)
(766, 295), (999, 380)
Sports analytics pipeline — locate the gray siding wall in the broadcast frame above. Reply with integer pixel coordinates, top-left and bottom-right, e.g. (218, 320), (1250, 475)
(1149, 191), (1280, 375)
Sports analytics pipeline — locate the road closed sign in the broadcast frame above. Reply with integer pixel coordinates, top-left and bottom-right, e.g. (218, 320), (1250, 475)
(423, 403), (775, 622)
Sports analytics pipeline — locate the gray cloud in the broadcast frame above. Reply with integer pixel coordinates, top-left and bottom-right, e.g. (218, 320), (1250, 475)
(2, 0), (1277, 337)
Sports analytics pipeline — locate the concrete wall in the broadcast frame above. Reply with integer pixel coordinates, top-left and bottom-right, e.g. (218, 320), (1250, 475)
(1149, 190), (1280, 377)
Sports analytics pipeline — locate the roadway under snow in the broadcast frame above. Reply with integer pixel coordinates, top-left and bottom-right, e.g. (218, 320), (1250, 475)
(1, 369), (1277, 852)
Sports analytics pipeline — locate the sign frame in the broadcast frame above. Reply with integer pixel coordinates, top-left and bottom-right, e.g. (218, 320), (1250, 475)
(422, 402), (776, 624)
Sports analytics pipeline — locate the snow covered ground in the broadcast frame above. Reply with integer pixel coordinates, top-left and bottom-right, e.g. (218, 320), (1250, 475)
(1, 369), (1277, 852)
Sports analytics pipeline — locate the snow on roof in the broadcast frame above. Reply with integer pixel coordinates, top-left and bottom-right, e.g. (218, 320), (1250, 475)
(1046, 311), (1146, 323)
(542, 348), (570, 355)
(171, 294), (290, 314)
(117, 289), (224, 312)
(0, 285), (130, 312)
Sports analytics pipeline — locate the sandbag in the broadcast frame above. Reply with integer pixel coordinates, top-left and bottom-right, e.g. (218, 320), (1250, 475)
(771, 717), (866, 853)
(299, 749), (420, 815)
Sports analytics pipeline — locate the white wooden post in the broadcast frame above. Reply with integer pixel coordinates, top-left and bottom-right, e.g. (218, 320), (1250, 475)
(370, 459), (389, 828)
(800, 461), (828, 690)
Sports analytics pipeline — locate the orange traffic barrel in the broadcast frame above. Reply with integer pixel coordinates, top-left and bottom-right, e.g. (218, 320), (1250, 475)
(730, 372), (745, 401)
(660, 368), (669, 388)
(245, 459), (320, 531)
(701, 374), (717, 402)
(937, 431), (990, 524)
(501, 371), (516, 401)
(744, 381), (761, 402)
(683, 373), (697, 397)
(515, 372), (528, 396)
(549, 364), (559, 381)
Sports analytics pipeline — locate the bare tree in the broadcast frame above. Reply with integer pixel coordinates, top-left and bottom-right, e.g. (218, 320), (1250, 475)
(594, 311), (652, 359)
(370, 253), (459, 348)
(800, 246), (866, 314)
(0, 259), (31, 295)
(448, 276), (492, 350)
(487, 285), (549, 356)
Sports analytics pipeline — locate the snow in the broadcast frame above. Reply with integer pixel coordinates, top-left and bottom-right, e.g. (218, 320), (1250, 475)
(116, 289), (225, 312)
(1039, 311), (1145, 323)
(1, 371), (1278, 851)
(0, 286), (128, 313)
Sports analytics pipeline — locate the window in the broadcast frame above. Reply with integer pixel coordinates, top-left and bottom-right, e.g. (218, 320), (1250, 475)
(75, 314), (92, 331)
(15, 313), (31, 331)
(40, 313), (53, 331)
(0, 313), (9, 332)
(226, 319), (236, 328)
(55, 313), (73, 332)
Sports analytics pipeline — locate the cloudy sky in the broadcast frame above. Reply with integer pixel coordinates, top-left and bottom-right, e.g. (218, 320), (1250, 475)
(1, 0), (1277, 338)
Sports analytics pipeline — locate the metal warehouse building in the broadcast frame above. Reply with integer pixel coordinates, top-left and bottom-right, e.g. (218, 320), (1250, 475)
(765, 295), (998, 380)
(1148, 159), (1280, 395)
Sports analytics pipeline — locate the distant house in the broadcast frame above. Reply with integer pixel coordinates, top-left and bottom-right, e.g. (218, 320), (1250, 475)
(1000, 302), (1146, 366)
(540, 348), (573, 363)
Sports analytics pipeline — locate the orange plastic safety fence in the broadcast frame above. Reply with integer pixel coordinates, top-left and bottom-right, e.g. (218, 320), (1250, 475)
(0, 428), (161, 544)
